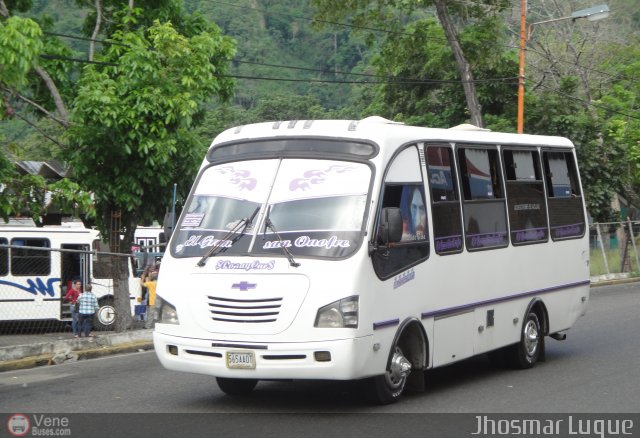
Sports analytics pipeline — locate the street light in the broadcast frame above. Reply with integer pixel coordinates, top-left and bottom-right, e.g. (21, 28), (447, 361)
(517, 3), (610, 134)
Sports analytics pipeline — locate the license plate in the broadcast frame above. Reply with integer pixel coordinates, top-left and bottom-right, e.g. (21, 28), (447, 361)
(226, 351), (256, 369)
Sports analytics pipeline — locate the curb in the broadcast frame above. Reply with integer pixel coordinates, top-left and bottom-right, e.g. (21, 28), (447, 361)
(591, 277), (640, 287)
(0, 340), (154, 372)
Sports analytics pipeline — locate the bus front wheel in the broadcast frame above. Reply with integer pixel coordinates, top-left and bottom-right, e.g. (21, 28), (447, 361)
(216, 377), (258, 396)
(367, 345), (412, 404)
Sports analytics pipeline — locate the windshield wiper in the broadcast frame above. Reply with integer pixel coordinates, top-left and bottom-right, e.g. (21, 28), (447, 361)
(197, 207), (260, 267)
(264, 212), (300, 268)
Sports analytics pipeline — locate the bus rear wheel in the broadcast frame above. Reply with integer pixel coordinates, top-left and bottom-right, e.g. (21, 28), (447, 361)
(216, 377), (258, 396)
(94, 297), (116, 331)
(509, 311), (543, 369)
(367, 345), (412, 404)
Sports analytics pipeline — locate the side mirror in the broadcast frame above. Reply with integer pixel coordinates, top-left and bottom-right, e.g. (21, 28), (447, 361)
(379, 207), (403, 244)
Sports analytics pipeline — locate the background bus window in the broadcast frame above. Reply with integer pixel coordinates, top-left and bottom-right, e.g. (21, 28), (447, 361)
(0, 238), (8, 276)
(426, 145), (463, 254)
(503, 149), (548, 245)
(457, 146), (508, 251)
(543, 151), (585, 240)
(10, 238), (51, 276)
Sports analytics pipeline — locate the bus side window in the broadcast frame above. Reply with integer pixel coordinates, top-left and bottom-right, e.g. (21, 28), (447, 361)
(426, 144), (463, 254)
(503, 149), (548, 245)
(0, 238), (8, 276)
(543, 151), (586, 240)
(457, 146), (508, 251)
(372, 145), (429, 280)
(10, 238), (51, 276)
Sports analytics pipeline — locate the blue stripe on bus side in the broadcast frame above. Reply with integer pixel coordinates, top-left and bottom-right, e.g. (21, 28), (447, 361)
(420, 280), (590, 319)
(373, 318), (400, 330)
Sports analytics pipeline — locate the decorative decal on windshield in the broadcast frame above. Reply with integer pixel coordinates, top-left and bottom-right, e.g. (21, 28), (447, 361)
(217, 166), (257, 191)
(182, 213), (205, 227)
(289, 165), (354, 191)
(215, 260), (276, 271)
(262, 235), (350, 250)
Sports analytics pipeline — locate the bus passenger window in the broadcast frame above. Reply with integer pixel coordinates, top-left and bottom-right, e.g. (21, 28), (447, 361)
(0, 238), (8, 276)
(457, 146), (508, 251)
(10, 238), (51, 276)
(426, 145), (463, 254)
(503, 149), (548, 245)
(543, 151), (585, 240)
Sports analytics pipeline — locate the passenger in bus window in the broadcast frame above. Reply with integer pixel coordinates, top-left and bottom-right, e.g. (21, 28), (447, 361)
(64, 280), (82, 338)
(77, 284), (99, 338)
(401, 186), (427, 241)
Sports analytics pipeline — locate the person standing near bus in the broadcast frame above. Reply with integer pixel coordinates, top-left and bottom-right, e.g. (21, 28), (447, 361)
(141, 271), (158, 328)
(63, 280), (82, 338)
(77, 284), (99, 338)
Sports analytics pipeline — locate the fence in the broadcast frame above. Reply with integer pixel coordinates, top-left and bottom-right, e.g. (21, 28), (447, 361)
(0, 244), (157, 335)
(0, 223), (636, 335)
(590, 221), (640, 282)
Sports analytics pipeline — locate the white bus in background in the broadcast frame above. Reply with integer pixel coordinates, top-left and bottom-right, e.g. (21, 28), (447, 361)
(0, 225), (141, 330)
(153, 117), (590, 403)
(133, 225), (165, 252)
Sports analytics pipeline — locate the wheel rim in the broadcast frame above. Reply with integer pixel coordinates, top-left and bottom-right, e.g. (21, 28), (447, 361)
(97, 305), (116, 326)
(523, 319), (539, 357)
(384, 346), (411, 389)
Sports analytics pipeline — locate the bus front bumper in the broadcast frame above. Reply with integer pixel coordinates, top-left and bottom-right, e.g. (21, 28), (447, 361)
(153, 330), (375, 380)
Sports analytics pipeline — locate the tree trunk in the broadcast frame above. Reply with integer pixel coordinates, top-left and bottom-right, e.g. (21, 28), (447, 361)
(89, 0), (102, 62)
(432, 0), (484, 128)
(33, 67), (69, 126)
(111, 254), (133, 332)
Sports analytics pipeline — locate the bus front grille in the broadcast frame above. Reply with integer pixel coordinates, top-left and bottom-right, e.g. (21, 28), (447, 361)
(206, 295), (282, 323)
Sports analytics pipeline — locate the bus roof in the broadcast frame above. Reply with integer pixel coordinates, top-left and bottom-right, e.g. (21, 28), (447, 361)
(210, 117), (575, 153)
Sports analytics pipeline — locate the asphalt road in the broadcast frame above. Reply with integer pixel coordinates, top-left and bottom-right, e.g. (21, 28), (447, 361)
(1, 283), (638, 416)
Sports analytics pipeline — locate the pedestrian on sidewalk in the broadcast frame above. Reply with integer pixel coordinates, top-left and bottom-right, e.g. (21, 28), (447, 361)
(77, 284), (99, 338)
(63, 280), (82, 338)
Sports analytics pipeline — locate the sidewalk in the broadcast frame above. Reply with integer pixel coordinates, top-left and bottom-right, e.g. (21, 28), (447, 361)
(0, 328), (153, 372)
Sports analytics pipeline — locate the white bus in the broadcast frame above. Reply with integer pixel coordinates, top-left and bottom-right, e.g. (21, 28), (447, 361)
(0, 224), (142, 330)
(153, 117), (590, 403)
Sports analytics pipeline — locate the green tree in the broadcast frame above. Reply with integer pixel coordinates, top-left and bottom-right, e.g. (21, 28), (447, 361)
(65, 11), (235, 330)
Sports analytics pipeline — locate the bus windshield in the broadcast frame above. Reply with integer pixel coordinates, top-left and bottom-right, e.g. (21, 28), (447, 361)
(171, 158), (372, 260)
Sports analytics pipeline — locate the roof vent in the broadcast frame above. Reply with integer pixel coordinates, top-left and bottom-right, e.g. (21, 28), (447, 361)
(449, 123), (491, 131)
(360, 116), (404, 125)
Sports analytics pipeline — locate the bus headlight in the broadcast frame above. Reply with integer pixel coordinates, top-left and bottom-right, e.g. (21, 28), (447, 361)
(314, 296), (358, 328)
(155, 296), (179, 325)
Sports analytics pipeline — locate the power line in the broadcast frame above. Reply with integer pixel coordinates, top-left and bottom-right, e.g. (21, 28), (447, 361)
(43, 31), (130, 47)
(210, 0), (420, 38)
(39, 54), (118, 66)
(536, 82), (640, 122)
(218, 72), (518, 85)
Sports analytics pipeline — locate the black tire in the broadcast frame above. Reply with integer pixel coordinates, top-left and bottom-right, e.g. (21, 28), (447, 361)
(367, 345), (412, 404)
(94, 297), (116, 331)
(216, 378), (258, 395)
(509, 311), (543, 369)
